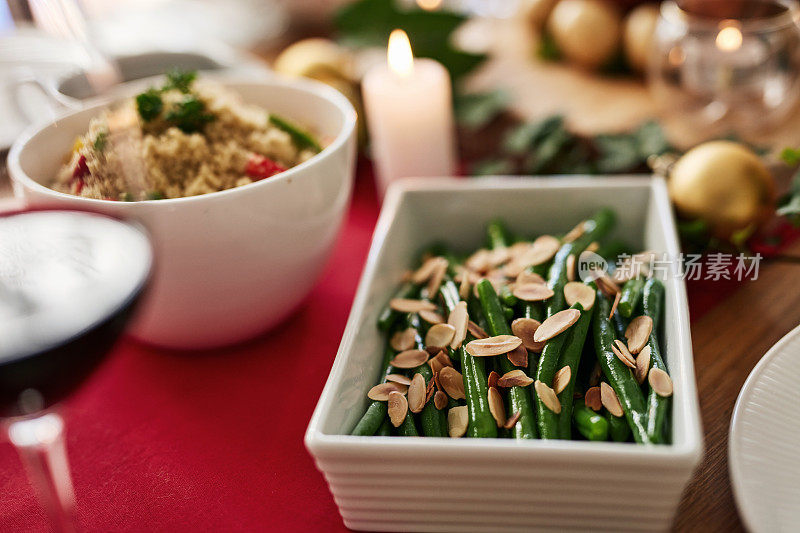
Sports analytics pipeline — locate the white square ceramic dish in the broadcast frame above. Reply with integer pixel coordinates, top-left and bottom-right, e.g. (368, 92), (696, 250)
(306, 176), (703, 532)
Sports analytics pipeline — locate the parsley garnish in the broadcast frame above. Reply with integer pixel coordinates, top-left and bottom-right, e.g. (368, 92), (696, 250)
(165, 95), (215, 133)
(93, 131), (108, 152)
(163, 69), (197, 94)
(136, 89), (163, 122)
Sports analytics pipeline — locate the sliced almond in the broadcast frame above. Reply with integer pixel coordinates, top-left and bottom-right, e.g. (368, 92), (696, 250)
(448, 405), (469, 437)
(488, 387), (507, 427)
(586, 241), (599, 253)
(407, 373), (426, 413)
(465, 335), (523, 357)
(390, 328), (417, 352)
(597, 269), (620, 293)
(516, 271), (545, 285)
(563, 221), (585, 243)
(487, 247), (511, 267)
(425, 323), (456, 349)
(419, 309), (445, 325)
(412, 256), (442, 284)
(448, 301), (469, 349)
(600, 382), (623, 417)
(585, 386), (602, 411)
(529, 235), (561, 265)
(433, 350), (453, 368)
(533, 309), (581, 343)
(388, 391), (408, 427)
(512, 283), (554, 302)
(535, 380), (561, 414)
(426, 258), (448, 297)
(434, 390), (449, 410)
(386, 374), (412, 386)
(465, 249), (492, 273)
(367, 382), (408, 401)
(439, 366), (466, 400)
(506, 343), (529, 367)
(612, 339), (636, 368)
(488, 370), (499, 389)
(389, 298), (437, 313)
(564, 282), (595, 311)
(511, 318), (545, 352)
(467, 320), (489, 340)
(625, 315), (653, 354)
(635, 345), (652, 385)
(649, 367), (673, 397)
(389, 349), (429, 369)
(608, 290), (621, 319)
(497, 369), (534, 388)
(459, 277), (471, 300)
(503, 411), (522, 430)
(427, 356), (443, 374)
(425, 376), (436, 403)
(553, 366), (571, 395)
(566, 254), (576, 282)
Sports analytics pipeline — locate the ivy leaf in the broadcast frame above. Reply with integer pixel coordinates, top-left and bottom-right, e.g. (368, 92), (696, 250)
(472, 158), (516, 176)
(635, 121), (670, 158)
(454, 90), (509, 130)
(594, 134), (640, 173)
(504, 115), (564, 155)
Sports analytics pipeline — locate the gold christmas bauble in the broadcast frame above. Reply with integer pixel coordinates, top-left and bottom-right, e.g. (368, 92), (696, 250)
(547, 0), (621, 70)
(669, 141), (775, 238)
(623, 4), (659, 72)
(273, 38), (354, 82)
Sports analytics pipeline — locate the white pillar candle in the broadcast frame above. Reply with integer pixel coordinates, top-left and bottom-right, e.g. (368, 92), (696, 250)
(362, 29), (457, 197)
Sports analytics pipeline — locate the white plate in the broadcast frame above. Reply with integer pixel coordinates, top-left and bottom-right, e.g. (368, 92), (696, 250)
(730, 324), (800, 533)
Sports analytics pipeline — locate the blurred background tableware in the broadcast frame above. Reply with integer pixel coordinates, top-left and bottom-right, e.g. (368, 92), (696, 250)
(649, 0), (800, 145)
(8, 77), (357, 350)
(0, 209), (152, 530)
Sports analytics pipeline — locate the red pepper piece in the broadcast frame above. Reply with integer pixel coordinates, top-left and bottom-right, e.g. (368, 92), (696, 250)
(244, 154), (286, 181)
(70, 155), (89, 194)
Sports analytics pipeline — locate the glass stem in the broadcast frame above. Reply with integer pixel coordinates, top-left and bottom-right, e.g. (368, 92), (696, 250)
(7, 413), (77, 532)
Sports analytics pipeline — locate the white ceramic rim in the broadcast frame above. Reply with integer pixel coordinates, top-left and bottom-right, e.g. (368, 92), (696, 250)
(728, 322), (800, 533)
(306, 176), (703, 465)
(7, 74), (357, 207)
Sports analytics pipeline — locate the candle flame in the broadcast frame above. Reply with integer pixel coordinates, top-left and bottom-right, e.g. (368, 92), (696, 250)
(388, 29), (414, 78)
(716, 22), (743, 52)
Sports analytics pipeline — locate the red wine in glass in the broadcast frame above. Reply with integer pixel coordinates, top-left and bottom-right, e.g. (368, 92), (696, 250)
(0, 210), (152, 531)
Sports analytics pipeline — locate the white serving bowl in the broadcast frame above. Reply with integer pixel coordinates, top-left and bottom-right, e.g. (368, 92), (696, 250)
(8, 77), (357, 349)
(306, 177), (703, 532)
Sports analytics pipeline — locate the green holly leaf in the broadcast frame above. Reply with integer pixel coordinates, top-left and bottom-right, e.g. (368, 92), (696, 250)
(635, 120), (670, 158)
(594, 134), (640, 173)
(454, 90), (510, 130)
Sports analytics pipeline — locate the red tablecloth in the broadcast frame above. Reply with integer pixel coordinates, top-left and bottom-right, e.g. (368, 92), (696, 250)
(0, 168), (753, 532)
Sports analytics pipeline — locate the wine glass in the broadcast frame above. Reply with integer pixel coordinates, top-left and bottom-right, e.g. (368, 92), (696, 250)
(0, 209), (152, 531)
(648, 0), (800, 145)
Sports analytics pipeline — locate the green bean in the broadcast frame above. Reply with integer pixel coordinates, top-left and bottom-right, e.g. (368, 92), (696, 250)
(556, 294), (595, 439)
(351, 343), (401, 436)
(593, 290), (651, 444)
(619, 277), (645, 318)
(409, 317), (448, 437)
(376, 418), (392, 436)
(395, 410), (419, 436)
(476, 279), (537, 439)
(612, 312), (628, 341)
(642, 278), (670, 444)
(441, 280), (496, 438)
(533, 302), (581, 439)
(487, 218), (513, 250)
(573, 400), (608, 441)
(606, 410), (631, 442)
